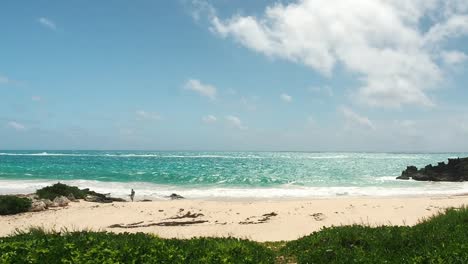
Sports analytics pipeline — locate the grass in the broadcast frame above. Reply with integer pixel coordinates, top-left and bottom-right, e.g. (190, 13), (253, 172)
(0, 207), (467, 263)
(0, 195), (31, 215)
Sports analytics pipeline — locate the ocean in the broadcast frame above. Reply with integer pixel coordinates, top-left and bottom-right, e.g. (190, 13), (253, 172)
(1, 151), (467, 199)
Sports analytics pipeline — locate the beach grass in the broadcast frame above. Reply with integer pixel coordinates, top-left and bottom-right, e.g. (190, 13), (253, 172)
(0, 207), (467, 263)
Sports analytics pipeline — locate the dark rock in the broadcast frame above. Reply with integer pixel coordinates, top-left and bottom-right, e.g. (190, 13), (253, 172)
(167, 193), (184, 200)
(85, 195), (112, 203)
(84, 195), (126, 203)
(397, 157), (468, 182)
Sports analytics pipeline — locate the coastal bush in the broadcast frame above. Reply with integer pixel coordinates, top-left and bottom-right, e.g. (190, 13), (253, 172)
(36, 183), (87, 200)
(0, 195), (31, 215)
(0, 231), (275, 264)
(283, 206), (468, 263)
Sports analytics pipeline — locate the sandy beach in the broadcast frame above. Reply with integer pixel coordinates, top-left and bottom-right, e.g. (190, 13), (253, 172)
(1, 195), (467, 242)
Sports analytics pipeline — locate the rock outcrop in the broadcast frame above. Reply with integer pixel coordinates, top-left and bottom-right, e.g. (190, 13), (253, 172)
(53, 196), (70, 207)
(29, 200), (47, 212)
(397, 157), (468, 181)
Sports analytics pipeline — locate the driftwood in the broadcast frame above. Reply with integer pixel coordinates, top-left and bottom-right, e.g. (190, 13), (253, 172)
(166, 211), (204, 220)
(239, 212), (278, 225)
(108, 220), (208, 228)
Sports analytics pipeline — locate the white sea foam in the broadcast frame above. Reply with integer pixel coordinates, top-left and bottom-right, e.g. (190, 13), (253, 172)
(0, 153), (263, 159)
(1, 178), (467, 200)
(0, 152), (87, 157)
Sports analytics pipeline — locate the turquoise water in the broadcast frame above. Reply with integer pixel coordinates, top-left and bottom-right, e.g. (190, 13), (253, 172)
(1, 151), (468, 198)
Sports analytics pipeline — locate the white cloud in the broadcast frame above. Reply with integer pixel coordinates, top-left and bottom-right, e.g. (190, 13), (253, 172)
(0, 75), (10, 84)
(7, 121), (26, 131)
(280, 93), (293, 103)
(340, 107), (375, 130)
(32, 96), (42, 102)
(225, 115), (247, 130)
(38, 17), (57, 30)
(202, 115), (217, 123)
(136, 110), (161, 121)
(441, 50), (468, 64)
(190, 0), (216, 21)
(209, 0), (468, 108)
(184, 79), (217, 100)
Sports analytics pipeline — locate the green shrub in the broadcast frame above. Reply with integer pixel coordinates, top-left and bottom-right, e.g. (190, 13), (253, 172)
(0, 195), (32, 215)
(36, 183), (87, 200)
(0, 231), (275, 264)
(283, 207), (468, 264)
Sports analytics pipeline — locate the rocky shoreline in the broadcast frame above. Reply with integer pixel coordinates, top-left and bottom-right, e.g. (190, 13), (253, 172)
(397, 157), (468, 181)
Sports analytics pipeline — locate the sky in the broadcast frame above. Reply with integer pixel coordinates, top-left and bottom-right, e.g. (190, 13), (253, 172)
(1, 0), (468, 152)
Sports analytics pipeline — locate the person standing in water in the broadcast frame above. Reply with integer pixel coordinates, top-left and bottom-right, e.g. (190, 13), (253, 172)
(130, 189), (135, 202)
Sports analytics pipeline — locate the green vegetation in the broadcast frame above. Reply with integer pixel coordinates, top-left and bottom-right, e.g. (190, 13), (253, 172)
(35, 182), (111, 201)
(36, 182), (87, 200)
(283, 206), (468, 263)
(0, 207), (467, 263)
(0, 195), (31, 215)
(0, 230), (274, 264)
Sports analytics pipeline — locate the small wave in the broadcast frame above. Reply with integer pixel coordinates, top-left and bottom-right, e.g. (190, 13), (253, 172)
(375, 176), (398, 182)
(0, 152), (87, 157)
(102, 154), (263, 159)
(305, 155), (349, 159)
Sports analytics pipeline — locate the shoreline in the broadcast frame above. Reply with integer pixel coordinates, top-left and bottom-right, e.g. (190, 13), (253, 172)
(1, 195), (467, 242)
(2, 178), (468, 201)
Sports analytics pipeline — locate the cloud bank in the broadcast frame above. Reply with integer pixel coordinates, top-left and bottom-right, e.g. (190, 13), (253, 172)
(207, 0), (468, 108)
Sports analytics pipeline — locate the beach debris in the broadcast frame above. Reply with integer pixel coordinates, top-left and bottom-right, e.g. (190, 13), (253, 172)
(311, 213), (326, 221)
(108, 220), (208, 228)
(85, 195), (112, 203)
(239, 212), (278, 225)
(140, 199), (152, 202)
(167, 193), (184, 200)
(167, 211), (204, 220)
(29, 200), (47, 212)
(84, 195), (126, 203)
(53, 196), (70, 207)
(397, 157), (468, 181)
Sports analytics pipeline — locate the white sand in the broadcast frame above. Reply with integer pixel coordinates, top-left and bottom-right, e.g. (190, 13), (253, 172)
(1, 196), (467, 242)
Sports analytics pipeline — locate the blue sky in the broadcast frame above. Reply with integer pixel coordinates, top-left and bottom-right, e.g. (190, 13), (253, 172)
(1, 0), (468, 151)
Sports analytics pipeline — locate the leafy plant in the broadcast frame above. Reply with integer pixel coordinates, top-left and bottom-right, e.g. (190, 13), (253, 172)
(0, 231), (275, 264)
(35, 183), (87, 200)
(0, 195), (32, 215)
(283, 206), (468, 263)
